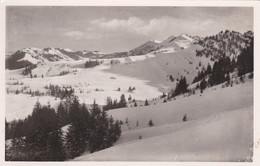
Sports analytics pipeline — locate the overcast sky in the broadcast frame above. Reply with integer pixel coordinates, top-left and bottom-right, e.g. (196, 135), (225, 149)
(6, 7), (253, 53)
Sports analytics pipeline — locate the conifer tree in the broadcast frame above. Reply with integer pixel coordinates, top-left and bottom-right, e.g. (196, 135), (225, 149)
(57, 102), (69, 127)
(119, 94), (127, 108)
(200, 78), (207, 93)
(65, 124), (85, 159)
(144, 99), (149, 106)
(46, 129), (65, 161)
(183, 114), (187, 122)
(66, 97), (89, 159)
(148, 120), (154, 127)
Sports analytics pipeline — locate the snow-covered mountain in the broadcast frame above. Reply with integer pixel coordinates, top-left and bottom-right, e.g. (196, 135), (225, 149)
(128, 33), (198, 56)
(6, 33), (198, 69)
(5, 47), (104, 70)
(6, 31), (253, 70)
(128, 40), (161, 56)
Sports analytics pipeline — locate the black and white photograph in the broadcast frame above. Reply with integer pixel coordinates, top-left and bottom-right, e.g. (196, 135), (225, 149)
(2, 0), (258, 163)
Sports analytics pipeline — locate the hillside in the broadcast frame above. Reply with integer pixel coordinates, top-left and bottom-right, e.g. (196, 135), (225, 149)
(107, 45), (210, 91)
(74, 80), (253, 161)
(196, 30), (253, 61)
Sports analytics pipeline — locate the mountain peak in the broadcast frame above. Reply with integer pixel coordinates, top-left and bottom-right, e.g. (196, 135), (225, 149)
(177, 33), (194, 42)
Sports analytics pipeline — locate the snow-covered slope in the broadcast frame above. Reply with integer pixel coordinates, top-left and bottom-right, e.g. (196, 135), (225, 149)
(128, 40), (161, 56)
(5, 47), (103, 70)
(74, 80), (253, 161)
(127, 33), (198, 57)
(107, 44), (208, 92)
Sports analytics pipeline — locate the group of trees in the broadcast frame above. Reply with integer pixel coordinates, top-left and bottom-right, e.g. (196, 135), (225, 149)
(6, 96), (121, 161)
(84, 60), (100, 68)
(59, 70), (70, 76)
(22, 64), (37, 76)
(65, 98), (121, 157)
(192, 64), (212, 84)
(195, 30), (252, 61)
(237, 37), (253, 76)
(103, 94), (127, 111)
(44, 84), (74, 99)
(207, 56), (233, 86)
(192, 36), (253, 93)
(6, 102), (64, 161)
(128, 86), (136, 92)
(171, 35), (253, 97)
(20, 64), (42, 79)
(172, 76), (188, 97)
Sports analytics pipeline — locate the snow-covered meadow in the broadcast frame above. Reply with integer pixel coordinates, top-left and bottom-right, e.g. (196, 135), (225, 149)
(5, 55), (162, 121)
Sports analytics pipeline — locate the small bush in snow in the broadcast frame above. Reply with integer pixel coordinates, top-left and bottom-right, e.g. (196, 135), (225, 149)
(148, 120), (154, 127)
(183, 114), (187, 122)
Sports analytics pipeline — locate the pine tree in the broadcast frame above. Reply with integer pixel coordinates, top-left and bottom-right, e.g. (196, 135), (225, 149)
(69, 96), (81, 123)
(200, 78), (207, 93)
(119, 94), (127, 108)
(88, 100), (102, 153)
(206, 63), (212, 74)
(57, 102), (69, 127)
(169, 75), (174, 82)
(237, 37), (253, 76)
(66, 97), (90, 159)
(65, 124), (85, 159)
(134, 102), (137, 107)
(174, 76), (188, 96)
(128, 95), (132, 101)
(103, 97), (113, 111)
(144, 99), (149, 106)
(148, 120), (154, 127)
(183, 114), (187, 122)
(46, 129), (65, 161)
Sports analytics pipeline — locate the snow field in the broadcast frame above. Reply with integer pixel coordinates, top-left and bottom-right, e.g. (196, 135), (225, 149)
(75, 81), (253, 161)
(6, 94), (60, 121)
(75, 107), (252, 161)
(6, 59), (162, 121)
(108, 80), (253, 132)
(107, 46), (213, 91)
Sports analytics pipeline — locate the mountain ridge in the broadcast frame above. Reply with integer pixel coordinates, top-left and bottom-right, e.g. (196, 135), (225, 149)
(6, 30), (253, 70)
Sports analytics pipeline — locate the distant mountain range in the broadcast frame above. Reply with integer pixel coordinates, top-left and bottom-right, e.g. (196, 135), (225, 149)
(6, 30), (253, 70)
